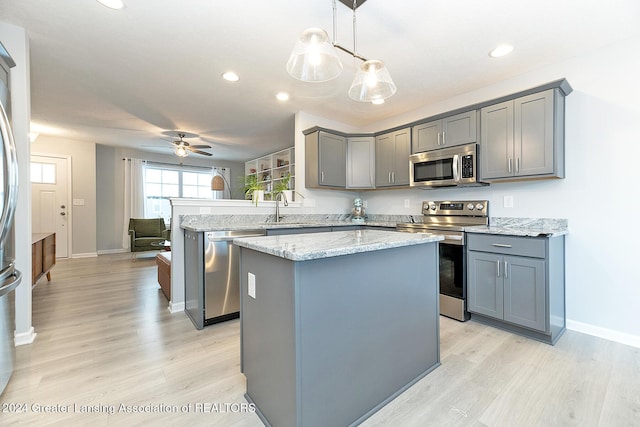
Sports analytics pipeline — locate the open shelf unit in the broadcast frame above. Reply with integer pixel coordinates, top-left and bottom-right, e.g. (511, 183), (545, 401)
(245, 147), (295, 197)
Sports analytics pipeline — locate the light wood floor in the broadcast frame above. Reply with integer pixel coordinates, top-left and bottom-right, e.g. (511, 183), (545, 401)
(2, 253), (638, 426)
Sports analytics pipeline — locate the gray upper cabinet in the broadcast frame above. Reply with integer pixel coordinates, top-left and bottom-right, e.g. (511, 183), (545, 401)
(480, 89), (565, 181)
(375, 128), (411, 187)
(305, 130), (346, 188)
(466, 233), (566, 345)
(346, 136), (375, 189)
(412, 110), (477, 153)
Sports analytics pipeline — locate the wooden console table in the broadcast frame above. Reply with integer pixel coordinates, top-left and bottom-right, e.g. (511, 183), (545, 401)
(32, 232), (56, 286)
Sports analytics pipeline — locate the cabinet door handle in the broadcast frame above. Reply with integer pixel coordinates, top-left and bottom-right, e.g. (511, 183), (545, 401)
(442, 131), (446, 145)
(388, 172), (391, 183)
(492, 243), (512, 248)
(508, 158), (512, 173)
(321, 171), (324, 183)
(504, 261), (508, 279)
(391, 171), (395, 183)
(496, 260), (501, 278)
(437, 132), (441, 146)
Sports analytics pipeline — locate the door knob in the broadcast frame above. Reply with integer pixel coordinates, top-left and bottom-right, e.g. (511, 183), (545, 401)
(60, 212), (66, 216)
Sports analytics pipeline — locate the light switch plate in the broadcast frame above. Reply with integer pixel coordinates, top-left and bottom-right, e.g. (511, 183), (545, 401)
(404, 199), (410, 208)
(248, 272), (256, 299)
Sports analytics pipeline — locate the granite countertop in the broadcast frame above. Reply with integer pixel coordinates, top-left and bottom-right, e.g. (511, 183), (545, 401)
(233, 229), (443, 261)
(180, 214), (406, 232)
(465, 217), (568, 237)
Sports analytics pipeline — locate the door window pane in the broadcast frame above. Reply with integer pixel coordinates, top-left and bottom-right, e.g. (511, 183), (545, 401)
(30, 162), (56, 184)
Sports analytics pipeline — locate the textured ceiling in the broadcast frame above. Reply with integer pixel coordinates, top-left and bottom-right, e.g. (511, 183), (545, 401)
(0, 0), (638, 161)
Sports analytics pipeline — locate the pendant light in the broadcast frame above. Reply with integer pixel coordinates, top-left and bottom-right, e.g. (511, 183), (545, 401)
(348, 59), (396, 103)
(286, 28), (343, 82)
(286, 0), (396, 102)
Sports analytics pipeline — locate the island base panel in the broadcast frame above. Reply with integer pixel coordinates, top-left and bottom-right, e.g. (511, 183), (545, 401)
(240, 243), (440, 427)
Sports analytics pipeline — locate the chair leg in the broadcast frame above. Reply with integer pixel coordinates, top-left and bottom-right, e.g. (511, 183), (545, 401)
(132, 252), (136, 262)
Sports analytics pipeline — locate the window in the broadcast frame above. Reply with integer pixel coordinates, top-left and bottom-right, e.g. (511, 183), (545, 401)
(31, 162), (56, 183)
(144, 165), (213, 223)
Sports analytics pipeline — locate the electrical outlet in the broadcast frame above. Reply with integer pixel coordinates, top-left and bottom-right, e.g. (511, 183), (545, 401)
(404, 199), (410, 208)
(248, 272), (256, 299)
(363, 200), (368, 208)
(504, 196), (514, 208)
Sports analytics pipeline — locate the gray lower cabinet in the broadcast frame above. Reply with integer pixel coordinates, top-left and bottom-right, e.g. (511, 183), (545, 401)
(480, 88), (565, 181)
(412, 110), (477, 153)
(305, 130), (346, 188)
(375, 128), (411, 187)
(467, 233), (566, 345)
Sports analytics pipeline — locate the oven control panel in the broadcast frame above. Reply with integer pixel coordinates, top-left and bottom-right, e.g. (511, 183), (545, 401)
(422, 200), (489, 216)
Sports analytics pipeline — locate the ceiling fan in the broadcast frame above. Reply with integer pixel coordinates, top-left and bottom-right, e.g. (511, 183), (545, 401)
(165, 132), (212, 157)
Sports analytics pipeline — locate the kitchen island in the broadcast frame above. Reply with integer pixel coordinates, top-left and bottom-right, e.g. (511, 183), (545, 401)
(234, 229), (443, 427)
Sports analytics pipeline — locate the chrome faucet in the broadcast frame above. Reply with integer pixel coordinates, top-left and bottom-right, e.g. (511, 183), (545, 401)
(275, 191), (288, 223)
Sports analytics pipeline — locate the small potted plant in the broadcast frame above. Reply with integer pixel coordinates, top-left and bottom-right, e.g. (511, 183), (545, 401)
(243, 174), (264, 206)
(272, 173), (294, 202)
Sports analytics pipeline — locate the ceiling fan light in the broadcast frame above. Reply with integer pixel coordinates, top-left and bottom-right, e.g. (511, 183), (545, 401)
(348, 59), (396, 102)
(286, 27), (343, 82)
(174, 145), (188, 157)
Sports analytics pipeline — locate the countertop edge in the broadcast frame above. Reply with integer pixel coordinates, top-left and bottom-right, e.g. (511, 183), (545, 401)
(234, 230), (444, 261)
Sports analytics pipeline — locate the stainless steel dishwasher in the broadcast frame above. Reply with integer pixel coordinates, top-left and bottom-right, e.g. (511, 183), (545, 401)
(184, 229), (265, 329)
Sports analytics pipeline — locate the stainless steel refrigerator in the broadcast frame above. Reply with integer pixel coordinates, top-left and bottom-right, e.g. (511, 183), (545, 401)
(0, 41), (22, 397)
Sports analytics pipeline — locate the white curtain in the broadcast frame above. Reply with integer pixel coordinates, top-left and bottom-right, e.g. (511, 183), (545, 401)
(122, 158), (146, 249)
(212, 167), (232, 199)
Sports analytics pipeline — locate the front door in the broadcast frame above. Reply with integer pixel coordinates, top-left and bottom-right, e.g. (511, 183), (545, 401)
(31, 155), (70, 258)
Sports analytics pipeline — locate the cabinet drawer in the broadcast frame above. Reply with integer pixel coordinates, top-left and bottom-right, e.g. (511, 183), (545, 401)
(467, 234), (546, 258)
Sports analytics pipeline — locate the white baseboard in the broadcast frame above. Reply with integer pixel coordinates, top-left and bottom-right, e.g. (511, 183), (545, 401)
(169, 301), (185, 314)
(567, 319), (640, 349)
(97, 248), (128, 255)
(71, 252), (98, 259)
(14, 327), (37, 346)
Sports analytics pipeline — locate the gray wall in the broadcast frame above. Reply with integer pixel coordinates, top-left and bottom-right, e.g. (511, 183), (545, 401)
(95, 144), (244, 253)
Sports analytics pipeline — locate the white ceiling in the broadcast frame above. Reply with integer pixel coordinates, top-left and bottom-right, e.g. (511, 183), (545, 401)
(1, 0), (638, 161)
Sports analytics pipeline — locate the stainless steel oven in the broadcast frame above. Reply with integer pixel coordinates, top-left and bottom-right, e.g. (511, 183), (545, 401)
(397, 200), (489, 321)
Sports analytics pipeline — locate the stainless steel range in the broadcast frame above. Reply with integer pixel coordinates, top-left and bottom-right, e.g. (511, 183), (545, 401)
(397, 200), (489, 321)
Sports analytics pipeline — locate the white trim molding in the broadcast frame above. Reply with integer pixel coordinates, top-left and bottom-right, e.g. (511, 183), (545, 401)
(14, 327), (37, 346)
(169, 301), (185, 314)
(71, 252), (98, 259)
(567, 319), (640, 349)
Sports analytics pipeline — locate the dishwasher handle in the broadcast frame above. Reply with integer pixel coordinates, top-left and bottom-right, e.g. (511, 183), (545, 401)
(207, 231), (265, 242)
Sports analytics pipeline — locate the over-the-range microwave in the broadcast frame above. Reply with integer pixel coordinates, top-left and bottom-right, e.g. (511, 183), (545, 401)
(409, 143), (487, 188)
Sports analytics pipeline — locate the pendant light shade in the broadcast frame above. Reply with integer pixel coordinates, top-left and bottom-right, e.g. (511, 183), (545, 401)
(211, 175), (225, 191)
(286, 27), (343, 82)
(348, 59), (397, 103)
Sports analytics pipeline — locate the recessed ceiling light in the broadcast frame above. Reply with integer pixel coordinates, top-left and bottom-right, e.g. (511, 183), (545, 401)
(96, 0), (125, 10)
(222, 71), (239, 82)
(371, 98), (385, 105)
(489, 44), (514, 58)
(276, 92), (290, 102)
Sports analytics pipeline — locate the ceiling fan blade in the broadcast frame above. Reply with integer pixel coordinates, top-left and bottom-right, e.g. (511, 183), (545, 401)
(189, 148), (213, 156)
(190, 144), (212, 149)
